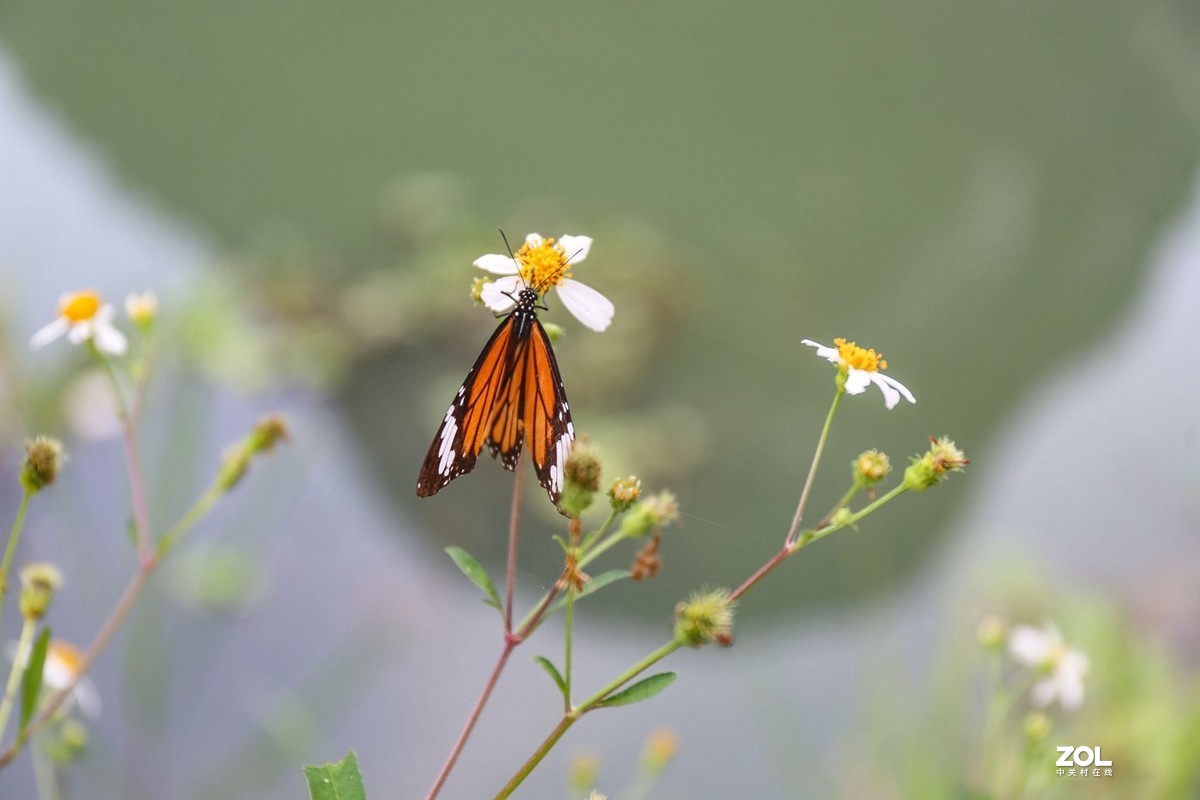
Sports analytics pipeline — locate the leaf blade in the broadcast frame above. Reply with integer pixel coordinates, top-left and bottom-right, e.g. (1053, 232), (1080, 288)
(533, 655), (568, 702)
(594, 672), (677, 709)
(19, 627), (51, 738)
(445, 546), (502, 615)
(303, 750), (366, 800)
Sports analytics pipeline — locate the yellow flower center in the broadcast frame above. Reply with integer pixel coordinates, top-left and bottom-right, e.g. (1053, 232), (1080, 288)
(834, 337), (887, 372)
(59, 290), (102, 323)
(515, 238), (571, 290)
(48, 640), (84, 677)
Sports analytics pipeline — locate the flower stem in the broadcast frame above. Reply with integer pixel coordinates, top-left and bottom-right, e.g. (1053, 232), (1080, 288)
(494, 640), (682, 799)
(0, 472), (231, 770)
(0, 617), (36, 741)
(92, 344), (152, 560)
(496, 474), (913, 793)
(0, 491), (33, 623)
(785, 388), (844, 548)
(426, 457), (526, 800)
(425, 639), (517, 800)
(504, 453), (524, 634)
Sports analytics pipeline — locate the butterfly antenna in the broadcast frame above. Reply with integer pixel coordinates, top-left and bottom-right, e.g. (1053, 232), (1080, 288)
(497, 228), (528, 290)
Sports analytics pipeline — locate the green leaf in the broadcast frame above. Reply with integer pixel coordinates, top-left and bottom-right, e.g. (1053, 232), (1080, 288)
(303, 750), (366, 800)
(548, 570), (631, 614)
(533, 655), (568, 702)
(19, 627), (51, 738)
(445, 547), (502, 613)
(595, 672), (677, 709)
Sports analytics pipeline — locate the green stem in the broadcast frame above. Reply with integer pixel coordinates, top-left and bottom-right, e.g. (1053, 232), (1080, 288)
(0, 491), (33, 623)
(513, 508), (621, 638)
(0, 617), (36, 741)
(92, 343), (152, 559)
(563, 571), (576, 710)
(785, 388), (844, 548)
(31, 739), (59, 800)
(789, 484), (908, 554)
(493, 715), (577, 800)
(495, 640), (682, 799)
(0, 472), (233, 770)
(156, 480), (225, 558)
(578, 640), (682, 712)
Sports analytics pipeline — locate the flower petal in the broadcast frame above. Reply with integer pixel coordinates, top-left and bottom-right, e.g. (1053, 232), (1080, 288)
(874, 372), (915, 407)
(1008, 625), (1052, 665)
(555, 278), (614, 332)
(801, 339), (840, 363)
(524, 232), (545, 249)
(843, 368), (872, 395)
(1029, 677), (1058, 708)
(30, 318), (69, 349)
(67, 321), (93, 344)
(480, 275), (523, 313)
(473, 253), (520, 275)
(92, 320), (128, 356)
(557, 234), (592, 264)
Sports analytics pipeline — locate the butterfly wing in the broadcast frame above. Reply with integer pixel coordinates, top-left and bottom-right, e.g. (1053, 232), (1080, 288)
(416, 314), (519, 498)
(416, 309), (575, 508)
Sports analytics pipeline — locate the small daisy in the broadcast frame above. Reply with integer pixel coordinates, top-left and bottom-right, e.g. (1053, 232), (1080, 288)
(6, 639), (101, 718)
(1008, 622), (1089, 711)
(802, 338), (915, 409)
(31, 290), (128, 356)
(475, 233), (614, 331)
(124, 290), (158, 328)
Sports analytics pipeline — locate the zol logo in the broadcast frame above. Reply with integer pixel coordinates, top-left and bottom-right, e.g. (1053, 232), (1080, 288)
(1056, 746), (1113, 767)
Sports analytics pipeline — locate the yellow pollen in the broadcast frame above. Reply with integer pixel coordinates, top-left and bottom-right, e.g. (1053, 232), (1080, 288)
(515, 238), (571, 290)
(48, 640), (85, 676)
(59, 290), (102, 323)
(834, 337), (887, 372)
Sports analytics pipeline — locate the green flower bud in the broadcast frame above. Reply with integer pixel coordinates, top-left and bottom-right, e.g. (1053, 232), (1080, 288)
(673, 588), (734, 648)
(608, 475), (641, 512)
(560, 439), (602, 518)
(903, 435), (968, 492)
(853, 449), (890, 487)
(618, 491), (680, 539)
(20, 563), (63, 620)
(20, 436), (66, 494)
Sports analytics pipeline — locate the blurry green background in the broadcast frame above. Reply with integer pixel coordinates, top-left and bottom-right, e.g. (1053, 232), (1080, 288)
(2, 0), (1198, 622)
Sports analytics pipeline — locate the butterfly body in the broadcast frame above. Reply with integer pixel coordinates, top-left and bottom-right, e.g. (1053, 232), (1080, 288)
(417, 288), (574, 507)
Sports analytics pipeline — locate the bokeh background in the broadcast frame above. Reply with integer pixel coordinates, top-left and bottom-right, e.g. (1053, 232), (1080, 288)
(0, 1), (1198, 798)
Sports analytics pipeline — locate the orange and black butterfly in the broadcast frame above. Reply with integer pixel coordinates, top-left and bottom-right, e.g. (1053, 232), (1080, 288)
(416, 270), (576, 508)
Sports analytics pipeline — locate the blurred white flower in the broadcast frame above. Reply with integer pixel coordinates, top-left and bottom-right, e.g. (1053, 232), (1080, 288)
(7, 639), (100, 718)
(31, 290), (127, 356)
(802, 337), (915, 409)
(1009, 622), (1089, 711)
(475, 233), (614, 331)
(124, 290), (158, 328)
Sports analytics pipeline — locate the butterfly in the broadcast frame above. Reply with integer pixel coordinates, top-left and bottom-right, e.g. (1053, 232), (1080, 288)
(416, 255), (587, 509)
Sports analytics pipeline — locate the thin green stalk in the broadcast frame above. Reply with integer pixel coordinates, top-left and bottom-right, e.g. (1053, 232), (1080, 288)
(92, 344), (152, 559)
(785, 387), (844, 548)
(156, 480), (226, 557)
(563, 574), (576, 708)
(31, 740), (59, 800)
(496, 640), (682, 799)
(0, 617), (36, 740)
(0, 472), (234, 770)
(513, 508), (621, 637)
(500, 474), (913, 795)
(0, 491), (33, 622)
(790, 484), (907, 554)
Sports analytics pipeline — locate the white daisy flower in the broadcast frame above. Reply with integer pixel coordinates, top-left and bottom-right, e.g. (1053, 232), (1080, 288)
(475, 233), (614, 331)
(31, 290), (128, 356)
(6, 639), (101, 718)
(1008, 622), (1089, 711)
(802, 337), (915, 409)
